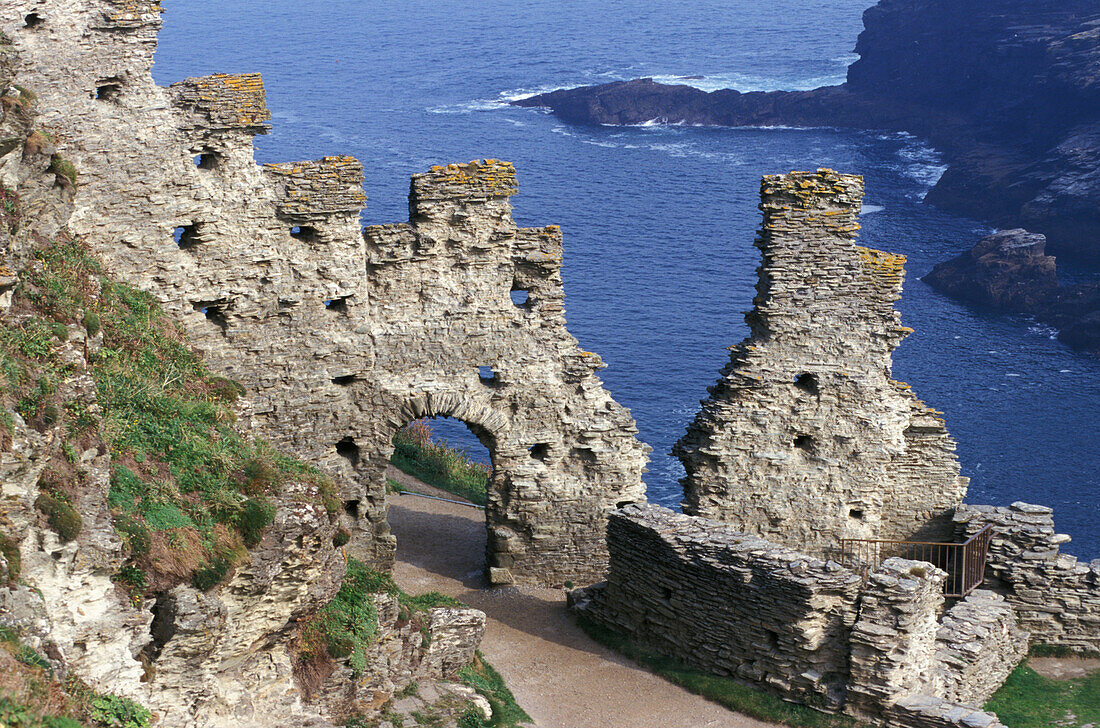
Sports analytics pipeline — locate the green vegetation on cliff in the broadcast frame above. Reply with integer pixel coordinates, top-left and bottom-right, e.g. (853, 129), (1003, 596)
(0, 193), (337, 595)
(0, 627), (149, 728)
(299, 560), (529, 728)
(391, 420), (491, 505)
(297, 558), (459, 679)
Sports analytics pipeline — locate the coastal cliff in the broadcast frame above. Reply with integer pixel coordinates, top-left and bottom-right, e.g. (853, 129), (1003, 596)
(515, 0), (1100, 268)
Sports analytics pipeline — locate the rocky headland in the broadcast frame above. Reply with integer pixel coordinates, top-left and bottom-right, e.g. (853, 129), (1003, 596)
(514, 0), (1100, 347)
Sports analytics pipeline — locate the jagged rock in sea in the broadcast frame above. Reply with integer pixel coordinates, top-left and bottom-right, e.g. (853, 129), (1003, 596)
(924, 230), (1100, 354)
(923, 229), (1059, 313)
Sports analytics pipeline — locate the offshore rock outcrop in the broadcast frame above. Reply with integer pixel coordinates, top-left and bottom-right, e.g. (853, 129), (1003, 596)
(674, 169), (968, 556)
(3, 0), (648, 589)
(514, 0), (1100, 267)
(924, 229), (1100, 354)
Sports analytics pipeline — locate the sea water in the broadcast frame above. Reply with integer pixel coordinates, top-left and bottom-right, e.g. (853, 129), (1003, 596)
(154, 0), (1099, 557)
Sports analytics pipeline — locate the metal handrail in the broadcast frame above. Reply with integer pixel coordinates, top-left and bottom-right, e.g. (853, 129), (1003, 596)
(838, 525), (994, 598)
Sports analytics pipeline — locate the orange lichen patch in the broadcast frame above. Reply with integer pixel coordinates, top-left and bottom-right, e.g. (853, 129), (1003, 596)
(761, 169), (864, 210)
(414, 160), (518, 197)
(170, 73), (271, 128)
(856, 245), (906, 284)
(103, 0), (163, 24)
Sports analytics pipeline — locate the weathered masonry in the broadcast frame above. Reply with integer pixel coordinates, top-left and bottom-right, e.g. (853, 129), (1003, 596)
(573, 170), (1098, 728)
(674, 169), (969, 557)
(572, 504), (1027, 728)
(4, 0), (648, 587)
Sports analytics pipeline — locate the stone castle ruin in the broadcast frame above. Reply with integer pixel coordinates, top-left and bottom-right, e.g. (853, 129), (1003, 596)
(5, 0), (648, 589)
(576, 170), (1100, 727)
(674, 170), (968, 555)
(0, 2), (1097, 728)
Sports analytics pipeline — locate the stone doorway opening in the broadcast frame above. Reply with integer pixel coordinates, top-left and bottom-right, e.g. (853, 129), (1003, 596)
(386, 417), (495, 588)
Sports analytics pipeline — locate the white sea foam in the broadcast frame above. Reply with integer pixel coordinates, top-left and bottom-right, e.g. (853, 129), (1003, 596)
(861, 204), (885, 214)
(892, 138), (948, 198)
(648, 69), (846, 93)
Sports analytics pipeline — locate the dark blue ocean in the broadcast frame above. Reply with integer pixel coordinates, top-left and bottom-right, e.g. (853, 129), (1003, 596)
(155, 0), (1099, 558)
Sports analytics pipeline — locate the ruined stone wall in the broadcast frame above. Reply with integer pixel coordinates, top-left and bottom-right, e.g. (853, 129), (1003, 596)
(848, 558), (948, 716)
(848, 560), (1025, 719)
(576, 507), (1027, 726)
(674, 169), (969, 558)
(934, 590), (1028, 706)
(955, 502), (1100, 652)
(2, 0), (648, 588)
(572, 503), (863, 708)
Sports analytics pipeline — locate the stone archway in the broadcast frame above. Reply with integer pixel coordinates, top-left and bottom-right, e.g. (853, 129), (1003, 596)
(376, 392), (543, 587)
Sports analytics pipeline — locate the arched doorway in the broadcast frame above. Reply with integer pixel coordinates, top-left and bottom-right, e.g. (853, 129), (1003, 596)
(386, 416), (495, 588)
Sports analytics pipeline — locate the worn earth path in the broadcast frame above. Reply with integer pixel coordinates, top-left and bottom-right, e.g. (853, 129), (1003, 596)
(385, 467), (781, 728)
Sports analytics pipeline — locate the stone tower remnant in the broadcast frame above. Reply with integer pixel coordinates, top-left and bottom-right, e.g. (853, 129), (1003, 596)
(674, 169), (969, 557)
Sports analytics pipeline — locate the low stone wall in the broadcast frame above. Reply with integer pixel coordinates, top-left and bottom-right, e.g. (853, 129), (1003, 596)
(955, 502), (1100, 652)
(934, 590), (1028, 706)
(574, 503), (863, 707)
(577, 506), (1030, 728)
(885, 696), (1005, 728)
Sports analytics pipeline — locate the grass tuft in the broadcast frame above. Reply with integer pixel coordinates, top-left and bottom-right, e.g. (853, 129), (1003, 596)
(457, 652), (532, 727)
(47, 155), (77, 186)
(985, 662), (1100, 728)
(391, 420), (490, 506)
(0, 533), (21, 581)
(34, 493), (82, 542)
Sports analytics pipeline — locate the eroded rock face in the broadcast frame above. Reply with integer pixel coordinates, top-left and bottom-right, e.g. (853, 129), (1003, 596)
(674, 170), (969, 557)
(2, 0), (648, 588)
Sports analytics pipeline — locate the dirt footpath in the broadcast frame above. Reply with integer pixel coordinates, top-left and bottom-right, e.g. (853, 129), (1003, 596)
(385, 470), (779, 728)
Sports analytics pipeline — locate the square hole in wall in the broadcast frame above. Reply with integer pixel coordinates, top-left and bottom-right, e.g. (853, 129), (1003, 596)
(324, 296), (349, 313)
(174, 222), (205, 251)
(528, 442), (550, 461)
(290, 225), (319, 243)
(24, 12), (42, 28)
(849, 508), (865, 520)
(192, 151), (221, 170)
(332, 374), (358, 386)
(191, 300), (228, 332)
(794, 434), (815, 453)
(478, 366), (497, 384)
(510, 288), (531, 308)
(794, 372), (819, 395)
(95, 79), (123, 103)
(336, 436), (360, 467)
